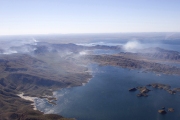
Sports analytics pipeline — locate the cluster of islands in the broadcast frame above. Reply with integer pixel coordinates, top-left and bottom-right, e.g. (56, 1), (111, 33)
(129, 83), (180, 115)
(129, 83), (179, 97)
(0, 40), (180, 120)
(129, 83), (180, 112)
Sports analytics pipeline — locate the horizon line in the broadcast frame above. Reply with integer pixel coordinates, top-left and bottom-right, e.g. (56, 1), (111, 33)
(0, 32), (180, 37)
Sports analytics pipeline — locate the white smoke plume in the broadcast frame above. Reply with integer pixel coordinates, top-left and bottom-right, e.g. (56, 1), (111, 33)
(123, 41), (143, 52)
(79, 51), (88, 55)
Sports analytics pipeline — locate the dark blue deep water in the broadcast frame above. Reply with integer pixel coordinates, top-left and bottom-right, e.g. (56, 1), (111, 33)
(36, 64), (180, 120)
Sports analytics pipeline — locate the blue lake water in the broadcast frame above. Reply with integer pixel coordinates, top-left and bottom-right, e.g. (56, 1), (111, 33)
(36, 64), (180, 120)
(35, 40), (180, 120)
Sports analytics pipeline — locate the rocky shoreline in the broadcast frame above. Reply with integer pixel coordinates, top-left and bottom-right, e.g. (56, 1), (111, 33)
(84, 54), (180, 75)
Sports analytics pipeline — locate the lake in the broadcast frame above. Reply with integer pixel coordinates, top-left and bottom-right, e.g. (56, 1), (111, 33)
(35, 64), (180, 120)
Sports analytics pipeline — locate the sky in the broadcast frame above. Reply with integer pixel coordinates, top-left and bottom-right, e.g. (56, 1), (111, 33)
(0, 0), (180, 35)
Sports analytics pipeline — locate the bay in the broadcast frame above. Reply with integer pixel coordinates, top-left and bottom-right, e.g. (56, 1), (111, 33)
(36, 64), (180, 120)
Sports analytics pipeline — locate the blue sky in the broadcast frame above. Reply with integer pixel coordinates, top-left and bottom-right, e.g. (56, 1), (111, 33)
(0, 0), (180, 35)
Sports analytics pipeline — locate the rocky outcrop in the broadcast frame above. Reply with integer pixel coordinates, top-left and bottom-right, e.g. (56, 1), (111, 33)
(148, 83), (178, 95)
(168, 108), (174, 112)
(129, 88), (137, 91)
(158, 109), (167, 114)
(167, 89), (176, 94)
(129, 86), (151, 97)
(158, 107), (174, 115)
(136, 87), (151, 97)
(150, 83), (171, 90)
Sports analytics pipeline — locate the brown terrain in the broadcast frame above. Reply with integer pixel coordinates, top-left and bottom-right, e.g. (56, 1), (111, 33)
(1, 41), (180, 120)
(83, 47), (180, 75)
(0, 44), (91, 120)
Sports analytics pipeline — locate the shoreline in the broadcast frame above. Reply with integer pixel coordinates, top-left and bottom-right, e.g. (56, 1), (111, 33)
(25, 75), (93, 114)
(38, 74), (93, 114)
(17, 93), (37, 110)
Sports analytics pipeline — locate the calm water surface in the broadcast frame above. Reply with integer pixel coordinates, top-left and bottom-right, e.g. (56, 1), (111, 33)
(35, 64), (180, 120)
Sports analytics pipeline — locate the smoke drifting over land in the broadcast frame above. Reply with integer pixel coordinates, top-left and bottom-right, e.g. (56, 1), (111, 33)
(123, 41), (143, 52)
(122, 40), (167, 53)
(0, 38), (38, 54)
